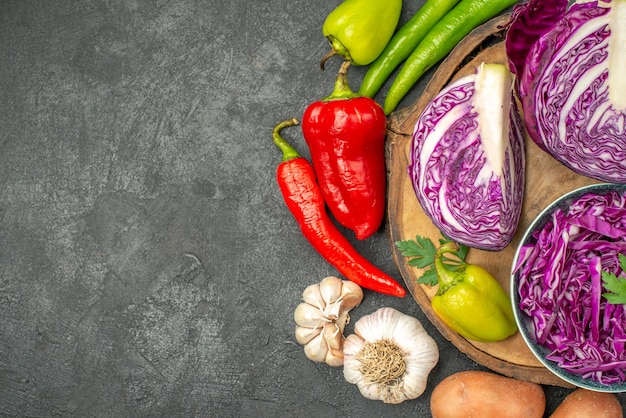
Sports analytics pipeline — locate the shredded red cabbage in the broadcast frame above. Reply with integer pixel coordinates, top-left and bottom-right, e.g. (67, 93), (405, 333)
(514, 190), (626, 385)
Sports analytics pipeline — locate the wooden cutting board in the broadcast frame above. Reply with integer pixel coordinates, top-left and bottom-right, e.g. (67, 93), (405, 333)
(386, 14), (599, 387)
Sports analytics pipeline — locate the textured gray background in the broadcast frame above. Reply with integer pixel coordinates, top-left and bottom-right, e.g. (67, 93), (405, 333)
(1, 0), (623, 417)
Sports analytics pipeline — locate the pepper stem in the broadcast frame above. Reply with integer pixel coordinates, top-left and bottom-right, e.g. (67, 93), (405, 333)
(434, 242), (465, 295)
(323, 61), (360, 102)
(272, 118), (300, 163)
(320, 49), (337, 71)
(320, 35), (352, 70)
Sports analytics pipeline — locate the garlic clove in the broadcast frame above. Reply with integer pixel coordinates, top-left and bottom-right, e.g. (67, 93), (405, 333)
(324, 278), (364, 320)
(355, 382), (379, 401)
(354, 306), (398, 341)
(343, 365), (362, 385)
(295, 325), (322, 345)
(325, 347), (344, 367)
(302, 282), (325, 310)
(401, 363), (430, 400)
(342, 334), (366, 384)
(351, 307), (382, 341)
(342, 333), (364, 354)
(294, 302), (330, 328)
(303, 331), (328, 363)
(402, 335), (439, 400)
(319, 276), (343, 307)
(324, 323), (344, 351)
(403, 318), (437, 355)
(322, 324), (345, 365)
(335, 310), (349, 334)
(390, 310), (425, 342)
(340, 280), (364, 310)
(302, 324), (346, 366)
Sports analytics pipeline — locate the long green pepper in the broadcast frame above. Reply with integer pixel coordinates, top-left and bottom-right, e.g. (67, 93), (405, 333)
(358, 0), (461, 99)
(383, 0), (518, 115)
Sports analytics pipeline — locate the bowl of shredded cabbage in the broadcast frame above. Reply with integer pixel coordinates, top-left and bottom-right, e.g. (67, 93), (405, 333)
(511, 183), (626, 392)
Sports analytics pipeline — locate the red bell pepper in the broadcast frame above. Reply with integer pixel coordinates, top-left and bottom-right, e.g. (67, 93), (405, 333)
(301, 62), (387, 240)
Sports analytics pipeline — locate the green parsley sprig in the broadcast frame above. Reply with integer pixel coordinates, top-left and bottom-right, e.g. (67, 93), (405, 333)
(602, 253), (626, 304)
(395, 235), (469, 286)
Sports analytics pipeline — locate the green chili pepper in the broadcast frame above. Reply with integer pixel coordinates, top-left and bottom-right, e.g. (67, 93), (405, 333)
(320, 0), (402, 69)
(431, 242), (517, 342)
(383, 0), (517, 115)
(358, 0), (461, 99)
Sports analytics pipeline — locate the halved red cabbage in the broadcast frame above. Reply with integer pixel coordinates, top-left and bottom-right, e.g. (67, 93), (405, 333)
(408, 64), (525, 251)
(507, 0), (626, 183)
(505, 0), (568, 80)
(514, 190), (626, 385)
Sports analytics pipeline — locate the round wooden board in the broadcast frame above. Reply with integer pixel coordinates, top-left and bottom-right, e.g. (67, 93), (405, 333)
(386, 14), (599, 387)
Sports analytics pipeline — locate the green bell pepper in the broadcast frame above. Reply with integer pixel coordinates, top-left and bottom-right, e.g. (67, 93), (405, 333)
(320, 0), (402, 69)
(431, 242), (517, 342)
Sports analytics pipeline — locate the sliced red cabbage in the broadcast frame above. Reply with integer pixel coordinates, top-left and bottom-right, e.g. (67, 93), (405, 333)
(409, 64), (525, 251)
(507, 0), (626, 183)
(514, 190), (626, 385)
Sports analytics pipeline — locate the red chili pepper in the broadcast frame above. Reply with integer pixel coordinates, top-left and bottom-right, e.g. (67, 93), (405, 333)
(272, 118), (406, 298)
(301, 61), (387, 241)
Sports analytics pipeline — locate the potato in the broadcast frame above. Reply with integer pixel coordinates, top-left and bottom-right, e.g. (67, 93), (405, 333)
(430, 371), (545, 418)
(550, 388), (623, 418)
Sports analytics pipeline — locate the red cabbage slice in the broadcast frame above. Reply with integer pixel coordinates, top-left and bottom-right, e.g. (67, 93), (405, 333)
(516, 1), (626, 183)
(408, 67), (525, 251)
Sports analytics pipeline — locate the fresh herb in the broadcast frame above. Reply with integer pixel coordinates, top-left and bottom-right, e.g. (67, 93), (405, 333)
(395, 235), (468, 286)
(602, 253), (626, 304)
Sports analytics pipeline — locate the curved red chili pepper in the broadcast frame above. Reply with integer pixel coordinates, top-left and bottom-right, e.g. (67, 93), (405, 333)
(302, 61), (387, 240)
(272, 118), (405, 298)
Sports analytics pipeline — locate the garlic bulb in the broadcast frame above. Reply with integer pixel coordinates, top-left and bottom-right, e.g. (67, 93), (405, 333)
(343, 307), (439, 404)
(294, 276), (363, 366)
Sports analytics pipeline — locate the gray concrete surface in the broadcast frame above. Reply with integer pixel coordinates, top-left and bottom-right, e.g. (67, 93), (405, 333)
(0, 0), (622, 417)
